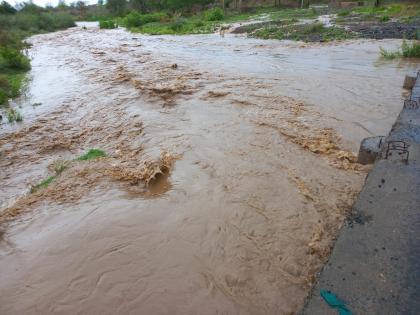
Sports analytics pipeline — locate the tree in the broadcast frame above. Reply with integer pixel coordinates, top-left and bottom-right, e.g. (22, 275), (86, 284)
(106, 0), (127, 15)
(76, 1), (87, 17)
(0, 1), (16, 14)
(57, 0), (68, 9)
(18, 1), (44, 13)
(129, 0), (146, 12)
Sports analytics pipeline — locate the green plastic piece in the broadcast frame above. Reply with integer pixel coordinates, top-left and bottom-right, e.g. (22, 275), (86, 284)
(320, 289), (352, 315)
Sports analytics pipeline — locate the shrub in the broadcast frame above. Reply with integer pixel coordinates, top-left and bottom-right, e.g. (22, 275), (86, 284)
(124, 11), (143, 27)
(379, 15), (390, 23)
(306, 23), (324, 34)
(123, 11), (168, 28)
(379, 47), (400, 59)
(39, 12), (75, 31)
(194, 20), (204, 27)
(6, 108), (23, 122)
(142, 12), (168, 24)
(0, 47), (30, 71)
(338, 10), (350, 17)
(0, 89), (7, 104)
(401, 40), (420, 58)
(380, 41), (420, 59)
(0, 12), (75, 33)
(7, 73), (25, 97)
(170, 17), (187, 31)
(203, 7), (224, 21)
(99, 20), (117, 29)
(0, 74), (9, 90)
(0, 73), (24, 104)
(0, 11), (74, 105)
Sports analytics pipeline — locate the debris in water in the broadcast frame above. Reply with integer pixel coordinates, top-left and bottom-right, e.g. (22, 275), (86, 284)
(206, 90), (229, 98)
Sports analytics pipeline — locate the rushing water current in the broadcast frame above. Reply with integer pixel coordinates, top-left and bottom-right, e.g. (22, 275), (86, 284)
(0, 23), (418, 314)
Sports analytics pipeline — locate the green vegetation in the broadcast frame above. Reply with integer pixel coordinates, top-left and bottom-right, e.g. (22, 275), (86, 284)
(267, 7), (317, 20)
(401, 40), (420, 58)
(379, 46), (400, 59)
(120, 8), (226, 34)
(52, 159), (71, 174)
(99, 19), (118, 29)
(6, 108), (23, 122)
(76, 149), (107, 161)
(252, 22), (354, 42)
(380, 40), (420, 59)
(337, 3), (420, 23)
(30, 175), (55, 193)
(203, 7), (224, 21)
(0, 72), (24, 104)
(124, 11), (168, 27)
(0, 1), (75, 105)
(29, 149), (106, 193)
(379, 15), (390, 22)
(118, 6), (320, 35)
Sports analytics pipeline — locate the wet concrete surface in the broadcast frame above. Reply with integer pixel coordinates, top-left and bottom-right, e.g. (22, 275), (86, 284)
(0, 23), (419, 314)
(302, 73), (420, 314)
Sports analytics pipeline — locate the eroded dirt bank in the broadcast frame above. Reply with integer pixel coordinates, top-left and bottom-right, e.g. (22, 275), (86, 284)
(0, 24), (417, 314)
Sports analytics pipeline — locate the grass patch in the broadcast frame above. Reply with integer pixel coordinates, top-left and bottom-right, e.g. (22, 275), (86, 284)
(379, 15), (390, 23)
(252, 23), (355, 42)
(380, 40), (420, 59)
(337, 3), (420, 23)
(29, 150), (104, 194)
(267, 8), (317, 20)
(0, 54), (29, 105)
(6, 108), (23, 122)
(0, 72), (26, 104)
(30, 175), (55, 193)
(76, 149), (106, 161)
(379, 47), (400, 59)
(401, 40), (420, 58)
(52, 159), (71, 174)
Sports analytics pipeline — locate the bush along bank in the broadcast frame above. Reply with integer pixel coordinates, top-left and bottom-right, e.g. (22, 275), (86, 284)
(119, 8), (227, 35)
(0, 2), (75, 105)
(102, 7), (294, 35)
(380, 40), (420, 59)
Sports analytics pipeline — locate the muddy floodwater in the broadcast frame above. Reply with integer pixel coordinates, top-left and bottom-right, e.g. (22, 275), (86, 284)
(0, 23), (418, 314)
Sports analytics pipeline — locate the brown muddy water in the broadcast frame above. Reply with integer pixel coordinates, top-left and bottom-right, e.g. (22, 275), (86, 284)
(0, 22), (418, 314)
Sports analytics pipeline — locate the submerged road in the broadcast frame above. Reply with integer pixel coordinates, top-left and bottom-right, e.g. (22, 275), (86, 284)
(0, 23), (419, 314)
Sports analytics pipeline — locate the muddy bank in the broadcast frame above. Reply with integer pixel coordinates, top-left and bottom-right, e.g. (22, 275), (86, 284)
(0, 25), (418, 314)
(346, 19), (420, 40)
(232, 18), (420, 42)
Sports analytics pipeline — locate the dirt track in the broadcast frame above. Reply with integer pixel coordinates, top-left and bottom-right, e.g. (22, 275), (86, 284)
(0, 25), (417, 314)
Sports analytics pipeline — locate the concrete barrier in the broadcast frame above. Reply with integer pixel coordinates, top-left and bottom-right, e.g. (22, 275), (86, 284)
(302, 70), (420, 315)
(357, 136), (384, 164)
